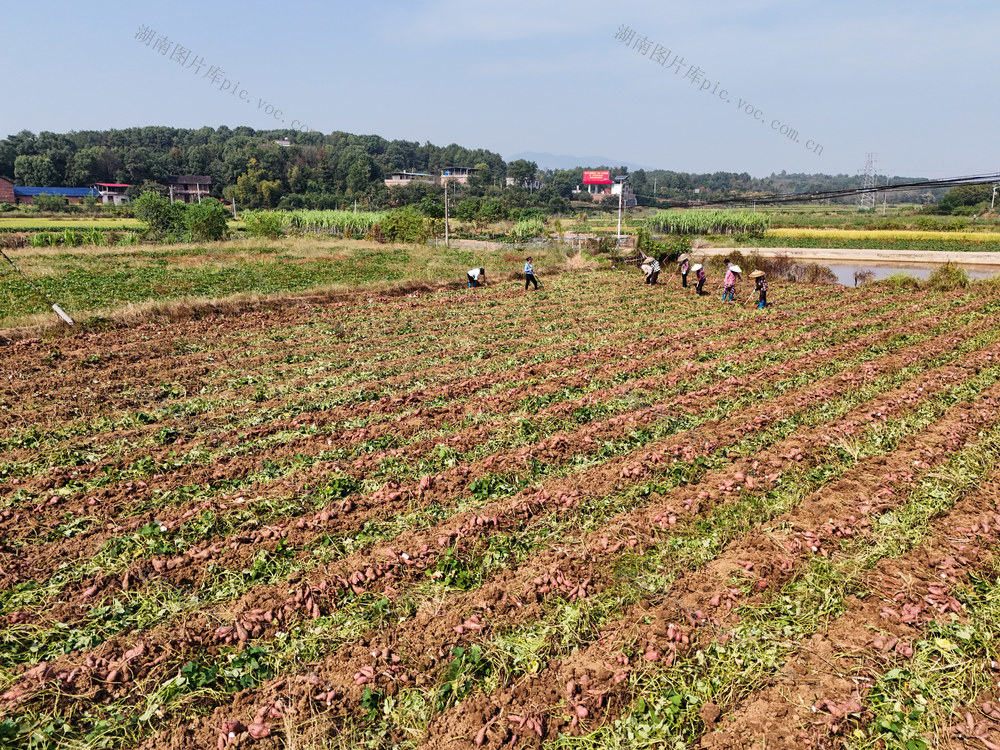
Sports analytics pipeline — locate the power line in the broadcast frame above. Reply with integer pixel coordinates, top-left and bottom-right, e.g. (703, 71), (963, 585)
(638, 171), (1000, 208)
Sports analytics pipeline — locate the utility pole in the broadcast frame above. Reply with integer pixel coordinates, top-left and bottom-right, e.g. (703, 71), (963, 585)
(614, 175), (626, 252)
(992, 184), (998, 211)
(443, 173), (449, 247)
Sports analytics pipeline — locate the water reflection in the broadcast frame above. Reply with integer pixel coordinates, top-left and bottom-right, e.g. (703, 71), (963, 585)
(822, 262), (1000, 286)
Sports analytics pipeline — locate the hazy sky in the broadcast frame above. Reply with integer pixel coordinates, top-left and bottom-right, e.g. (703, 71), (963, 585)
(2, 1), (996, 177)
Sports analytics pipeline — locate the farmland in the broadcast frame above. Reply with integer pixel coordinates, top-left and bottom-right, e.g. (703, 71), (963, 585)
(0, 239), (576, 330)
(3, 269), (1000, 750)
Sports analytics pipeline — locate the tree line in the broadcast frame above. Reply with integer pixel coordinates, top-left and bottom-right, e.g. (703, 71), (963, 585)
(0, 126), (939, 214)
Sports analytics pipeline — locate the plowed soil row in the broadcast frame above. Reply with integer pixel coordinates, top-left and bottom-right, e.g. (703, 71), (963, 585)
(4, 294), (993, 639)
(2, 272), (999, 750)
(0, 290), (963, 596)
(699, 476), (1000, 749)
(9, 310), (1000, 750)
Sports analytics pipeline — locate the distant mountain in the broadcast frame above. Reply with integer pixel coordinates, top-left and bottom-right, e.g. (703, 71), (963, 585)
(506, 151), (654, 172)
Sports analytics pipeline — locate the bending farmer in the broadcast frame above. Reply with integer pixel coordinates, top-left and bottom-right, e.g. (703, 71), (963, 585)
(749, 270), (768, 308)
(722, 262), (741, 301)
(693, 263), (707, 295)
(467, 267), (487, 288)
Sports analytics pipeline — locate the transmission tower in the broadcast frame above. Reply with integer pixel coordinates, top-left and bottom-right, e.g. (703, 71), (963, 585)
(857, 152), (877, 211)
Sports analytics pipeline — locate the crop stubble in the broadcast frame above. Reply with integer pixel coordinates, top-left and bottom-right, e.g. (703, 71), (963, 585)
(2, 272), (1000, 749)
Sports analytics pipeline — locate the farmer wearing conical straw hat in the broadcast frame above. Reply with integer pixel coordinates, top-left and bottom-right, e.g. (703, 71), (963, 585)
(748, 270), (768, 308)
(722, 262), (741, 302)
(640, 254), (661, 285)
(678, 253), (690, 288)
(692, 263), (707, 295)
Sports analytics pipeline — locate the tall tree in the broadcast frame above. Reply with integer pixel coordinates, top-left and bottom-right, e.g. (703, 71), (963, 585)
(14, 154), (58, 186)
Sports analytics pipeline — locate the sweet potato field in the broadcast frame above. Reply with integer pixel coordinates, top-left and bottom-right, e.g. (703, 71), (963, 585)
(3, 270), (1000, 750)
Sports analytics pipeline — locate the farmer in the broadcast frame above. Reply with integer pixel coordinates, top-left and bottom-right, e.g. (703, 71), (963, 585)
(466, 267), (487, 288)
(693, 263), (707, 295)
(524, 256), (539, 290)
(749, 270), (768, 308)
(644, 256), (661, 285)
(722, 263), (741, 301)
(678, 253), (690, 287)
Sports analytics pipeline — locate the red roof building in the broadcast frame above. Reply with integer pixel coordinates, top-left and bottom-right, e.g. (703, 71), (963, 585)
(94, 183), (131, 205)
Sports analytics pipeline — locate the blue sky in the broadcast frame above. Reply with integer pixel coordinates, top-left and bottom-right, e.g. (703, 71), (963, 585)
(2, 0), (996, 177)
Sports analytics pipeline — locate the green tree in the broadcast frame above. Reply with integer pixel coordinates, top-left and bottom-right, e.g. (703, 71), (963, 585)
(378, 206), (428, 243)
(133, 191), (187, 239)
(227, 158), (284, 209)
(14, 154), (59, 186)
(507, 159), (537, 188)
(938, 184), (992, 214)
(184, 197), (229, 241)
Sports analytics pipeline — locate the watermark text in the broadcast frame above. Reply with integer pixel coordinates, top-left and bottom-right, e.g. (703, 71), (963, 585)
(133, 24), (318, 134)
(615, 24), (822, 156)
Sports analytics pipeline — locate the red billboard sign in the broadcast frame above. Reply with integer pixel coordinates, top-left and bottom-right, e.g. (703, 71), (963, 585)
(582, 170), (612, 185)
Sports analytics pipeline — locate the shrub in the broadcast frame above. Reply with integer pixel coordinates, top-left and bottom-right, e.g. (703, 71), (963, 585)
(32, 193), (70, 213)
(134, 192), (188, 239)
(0, 232), (28, 249)
(878, 273), (921, 291)
(853, 269), (875, 286)
(242, 211), (285, 239)
(927, 262), (970, 291)
(637, 227), (693, 263)
(184, 198), (230, 241)
(376, 207), (428, 244)
(0, 202), (14, 212)
(509, 218), (545, 244)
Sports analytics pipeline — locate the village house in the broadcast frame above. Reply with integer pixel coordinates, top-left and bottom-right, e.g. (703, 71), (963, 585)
(166, 175), (212, 203)
(0, 176), (99, 205)
(94, 183), (131, 205)
(438, 166), (477, 185)
(384, 171), (436, 188)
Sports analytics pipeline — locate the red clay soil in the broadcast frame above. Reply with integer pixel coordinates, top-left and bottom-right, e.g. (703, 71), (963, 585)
(416, 378), (1000, 750)
(117, 347), (1000, 750)
(3, 279), (1000, 750)
(0, 291), (960, 602)
(699, 477), (1000, 750)
(3, 300), (990, 644)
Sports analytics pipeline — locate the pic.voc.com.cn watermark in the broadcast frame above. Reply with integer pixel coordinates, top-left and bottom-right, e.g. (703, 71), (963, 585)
(133, 24), (317, 135)
(615, 24), (823, 157)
